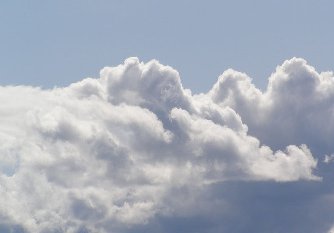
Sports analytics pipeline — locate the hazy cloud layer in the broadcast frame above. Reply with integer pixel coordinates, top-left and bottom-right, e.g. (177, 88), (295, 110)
(0, 58), (333, 232)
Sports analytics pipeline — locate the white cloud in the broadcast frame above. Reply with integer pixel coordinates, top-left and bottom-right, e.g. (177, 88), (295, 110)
(328, 226), (334, 233)
(0, 57), (330, 232)
(209, 58), (334, 155)
(324, 154), (334, 164)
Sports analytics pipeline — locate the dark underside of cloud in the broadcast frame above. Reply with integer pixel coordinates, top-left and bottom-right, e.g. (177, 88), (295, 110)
(1, 57), (334, 233)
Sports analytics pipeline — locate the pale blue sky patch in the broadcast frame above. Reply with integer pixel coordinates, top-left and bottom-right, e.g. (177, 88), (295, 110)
(0, 0), (333, 93)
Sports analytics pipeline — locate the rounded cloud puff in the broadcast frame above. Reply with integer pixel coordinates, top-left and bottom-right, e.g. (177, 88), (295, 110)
(0, 58), (328, 232)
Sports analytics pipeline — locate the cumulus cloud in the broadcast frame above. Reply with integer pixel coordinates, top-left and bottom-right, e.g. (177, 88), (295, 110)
(0, 57), (333, 232)
(209, 58), (334, 155)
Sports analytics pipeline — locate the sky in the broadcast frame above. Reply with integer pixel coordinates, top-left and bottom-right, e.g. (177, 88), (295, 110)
(1, 1), (334, 233)
(1, 0), (334, 93)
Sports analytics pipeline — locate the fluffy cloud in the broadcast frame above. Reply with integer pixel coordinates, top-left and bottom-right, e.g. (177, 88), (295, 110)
(209, 58), (334, 156)
(0, 57), (333, 232)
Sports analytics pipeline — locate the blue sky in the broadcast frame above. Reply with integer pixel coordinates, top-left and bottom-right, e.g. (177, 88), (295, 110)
(1, 0), (333, 93)
(2, 2), (334, 233)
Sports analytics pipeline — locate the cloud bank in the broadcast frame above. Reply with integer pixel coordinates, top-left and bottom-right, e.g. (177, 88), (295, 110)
(0, 57), (334, 232)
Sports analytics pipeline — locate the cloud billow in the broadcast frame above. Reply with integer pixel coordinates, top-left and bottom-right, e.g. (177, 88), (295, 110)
(0, 57), (333, 232)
